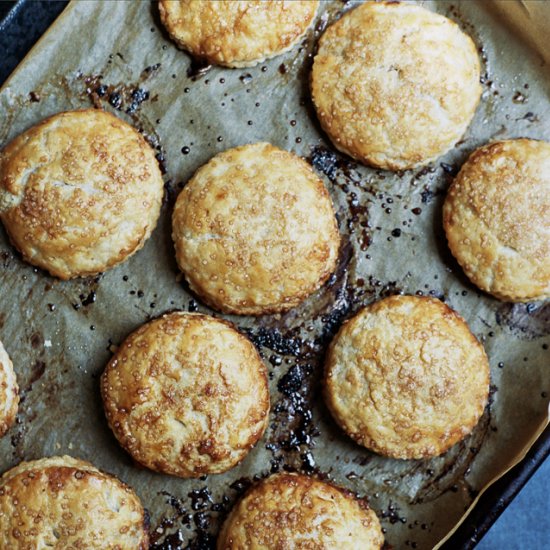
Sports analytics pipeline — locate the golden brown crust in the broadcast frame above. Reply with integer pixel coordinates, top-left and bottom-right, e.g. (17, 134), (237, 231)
(0, 456), (149, 549)
(172, 142), (341, 315)
(311, 1), (482, 170)
(217, 472), (384, 549)
(443, 139), (550, 302)
(0, 109), (164, 279)
(324, 295), (490, 459)
(158, 0), (319, 68)
(101, 312), (270, 477)
(0, 341), (18, 438)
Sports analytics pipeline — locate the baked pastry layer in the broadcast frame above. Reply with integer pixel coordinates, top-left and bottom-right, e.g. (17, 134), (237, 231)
(101, 312), (270, 477)
(0, 109), (164, 279)
(172, 142), (341, 315)
(217, 472), (384, 549)
(324, 295), (490, 459)
(311, 1), (481, 170)
(0, 341), (18, 438)
(443, 139), (550, 302)
(0, 455), (148, 549)
(159, 0), (319, 68)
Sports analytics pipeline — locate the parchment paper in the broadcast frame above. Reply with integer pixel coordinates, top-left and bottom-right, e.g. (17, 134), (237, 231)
(0, 1), (548, 548)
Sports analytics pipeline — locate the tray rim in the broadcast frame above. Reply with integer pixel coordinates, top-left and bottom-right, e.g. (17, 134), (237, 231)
(0, 1), (548, 548)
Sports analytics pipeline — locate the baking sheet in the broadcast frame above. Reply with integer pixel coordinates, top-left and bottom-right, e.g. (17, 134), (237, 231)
(0, 1), (548, 548)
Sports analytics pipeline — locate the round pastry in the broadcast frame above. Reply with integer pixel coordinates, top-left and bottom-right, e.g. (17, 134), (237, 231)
(443, 139), (550, 302)
(217, 472), (384, 549)
(0, 341), (18, 438)
(158, 0), (319, 68)
(0, 455), (148, 549)
(172, 142), (340, 315)
(311, 2), (482, 170)
(0, 109), (164, 279)
(101, 312), (269, 477)
(324, 295), (490, 459)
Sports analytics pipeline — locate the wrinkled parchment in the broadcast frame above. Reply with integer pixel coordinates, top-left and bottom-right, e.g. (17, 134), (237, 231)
(0, 1), (548, 548)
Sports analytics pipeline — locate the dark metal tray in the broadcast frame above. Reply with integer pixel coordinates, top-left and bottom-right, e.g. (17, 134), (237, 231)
(0, 1), (548, 548)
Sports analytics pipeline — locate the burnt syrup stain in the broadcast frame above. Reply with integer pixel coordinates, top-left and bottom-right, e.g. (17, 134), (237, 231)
(186, 59), (212, 81)
(79, 62), (167, 175)
(72, 290), (99, 311)
(495, 302), (550, 340)
(381, 500), (408, 525)
(149, 488), (232, 549)
(80, 290), (97, 307)
(310, 145), (374, 252)
(26, 360), (46, 390)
